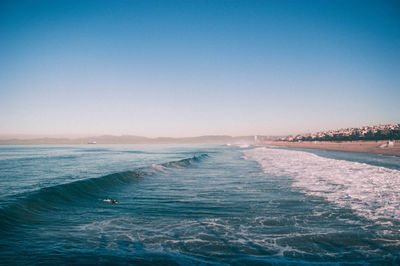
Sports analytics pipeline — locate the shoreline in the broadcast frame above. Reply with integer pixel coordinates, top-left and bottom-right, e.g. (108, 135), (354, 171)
(265, 140), (400, 157)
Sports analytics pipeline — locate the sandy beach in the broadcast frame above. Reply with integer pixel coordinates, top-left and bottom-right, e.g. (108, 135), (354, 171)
(267, 140), (400, 157)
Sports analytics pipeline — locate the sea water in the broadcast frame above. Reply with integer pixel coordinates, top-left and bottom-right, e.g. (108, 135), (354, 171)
(0, 144), (399, 264)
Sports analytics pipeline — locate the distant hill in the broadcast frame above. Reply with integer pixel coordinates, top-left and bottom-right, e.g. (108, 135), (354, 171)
(0, 135), (259, 145)
(279, 124), (400, 142)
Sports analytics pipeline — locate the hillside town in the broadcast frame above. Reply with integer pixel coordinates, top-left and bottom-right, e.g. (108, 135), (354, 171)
(279, 124), (400, 142)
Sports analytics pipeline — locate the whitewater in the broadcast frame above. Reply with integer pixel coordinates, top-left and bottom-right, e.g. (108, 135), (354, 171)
(243, 147), (400, 223)
(0, 144), (399, 264)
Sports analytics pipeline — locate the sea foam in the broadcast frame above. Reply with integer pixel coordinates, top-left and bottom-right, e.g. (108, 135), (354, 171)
(243, 147), (400, 222)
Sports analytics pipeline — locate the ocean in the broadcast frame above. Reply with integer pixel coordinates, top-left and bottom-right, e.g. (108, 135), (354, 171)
(0, 144), (399, 264)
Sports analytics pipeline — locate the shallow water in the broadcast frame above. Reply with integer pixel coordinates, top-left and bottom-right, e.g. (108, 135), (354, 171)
(0, 144), (399, 264)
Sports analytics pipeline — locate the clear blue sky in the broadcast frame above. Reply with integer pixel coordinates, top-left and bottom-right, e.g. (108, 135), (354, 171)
(1, 0), (399, 137)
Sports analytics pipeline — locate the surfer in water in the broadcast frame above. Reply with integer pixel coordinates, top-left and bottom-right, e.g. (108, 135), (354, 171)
(103, 199), (118, 204)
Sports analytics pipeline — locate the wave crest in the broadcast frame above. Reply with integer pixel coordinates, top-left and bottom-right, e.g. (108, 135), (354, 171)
(243, 147), (400, 222)
(0, 154), (208, 231)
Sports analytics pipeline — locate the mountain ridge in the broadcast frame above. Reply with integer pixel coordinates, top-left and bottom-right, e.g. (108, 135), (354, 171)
(0, 135), (260, 145)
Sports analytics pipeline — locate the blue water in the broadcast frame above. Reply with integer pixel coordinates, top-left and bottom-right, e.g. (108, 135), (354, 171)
(0, 144), (399, 264)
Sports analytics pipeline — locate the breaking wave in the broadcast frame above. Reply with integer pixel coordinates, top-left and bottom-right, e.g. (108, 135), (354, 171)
(243, 147), (400, 222)
(0, 154), (208, 231)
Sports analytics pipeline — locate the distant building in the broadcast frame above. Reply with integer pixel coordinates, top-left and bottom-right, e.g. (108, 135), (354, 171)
(279, 124), (400, 142)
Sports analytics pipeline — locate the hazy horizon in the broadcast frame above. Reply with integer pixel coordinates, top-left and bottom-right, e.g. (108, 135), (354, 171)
(1, 121), (399, 140)
(0, 133), (251, 140)
(1, 0), (399, 137)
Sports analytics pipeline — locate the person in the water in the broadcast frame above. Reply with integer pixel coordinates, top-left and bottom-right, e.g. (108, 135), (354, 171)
(103, 199), (118, 204)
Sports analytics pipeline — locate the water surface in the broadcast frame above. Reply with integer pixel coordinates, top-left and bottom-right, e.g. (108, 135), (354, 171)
(0, 144), (399, 264)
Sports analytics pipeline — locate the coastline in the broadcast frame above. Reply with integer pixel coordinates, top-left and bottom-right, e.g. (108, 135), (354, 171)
(266, 140), (400, 157)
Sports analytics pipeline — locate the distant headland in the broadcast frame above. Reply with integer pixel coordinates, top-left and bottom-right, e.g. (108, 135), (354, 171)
(269, 124), (400, 157)
(278, 124), (400, 142)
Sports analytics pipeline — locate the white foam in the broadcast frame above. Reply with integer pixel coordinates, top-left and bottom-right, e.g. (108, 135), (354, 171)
(238, 144), (250, 148)
(151, 164), (166, 172)
(243, 147), (400, 222)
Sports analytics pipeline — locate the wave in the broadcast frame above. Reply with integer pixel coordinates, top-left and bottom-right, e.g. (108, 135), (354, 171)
(0, 154), (78, 163)
(243, 147), (400, 223)
(0, 154), (208, 231)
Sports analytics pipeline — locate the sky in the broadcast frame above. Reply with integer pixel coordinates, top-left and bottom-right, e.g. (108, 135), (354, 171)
(1, 0), (399, 138)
